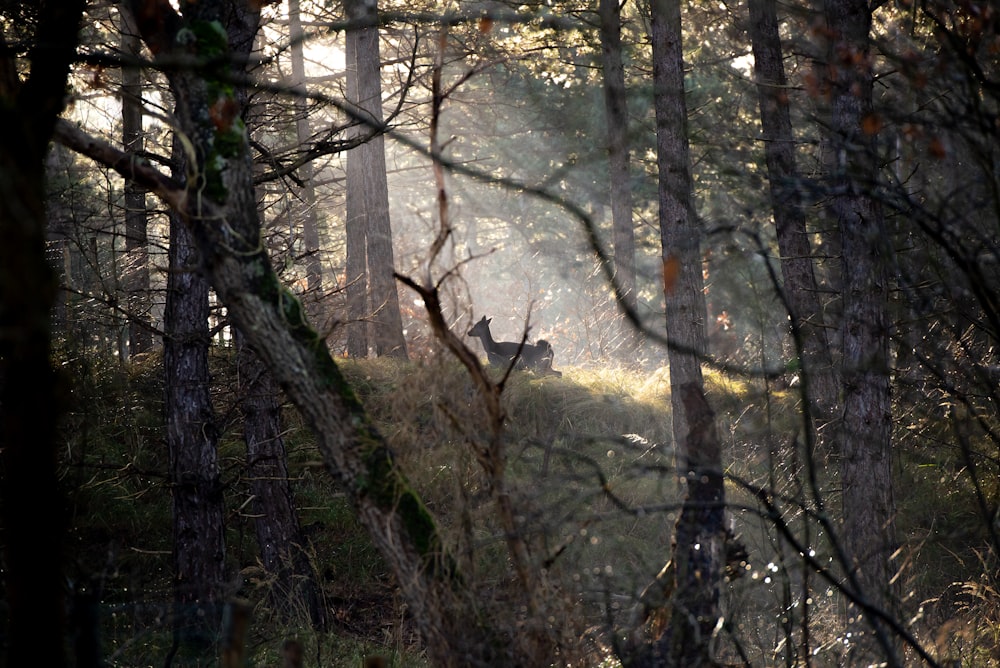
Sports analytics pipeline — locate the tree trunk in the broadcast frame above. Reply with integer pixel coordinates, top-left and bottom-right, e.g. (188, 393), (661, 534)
(164, 134), (226, 651)
(236, 330), (326, 628)
(120, 4), (152, 358)
(664, 385), (725, 667)
(0, 3), (84, 665)
(821, 0), (899, 660)
(345, 20), (369, 358)
(288, 0), (323, 306)
(648, 1), (721, 664)
(344, 0), (407, 359)
(651, 0), (708, 455)
(748, 0), (836, 422)
(598, 0), (638, 359)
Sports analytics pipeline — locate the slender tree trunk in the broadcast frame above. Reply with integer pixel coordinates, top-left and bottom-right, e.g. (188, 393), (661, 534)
(0, 3), (84, 665)
(648, 1), (723, 665)
(662, 385), (725, 667)
(288, 0), (323, 304)
(598, 0), (638, 359)
(120, 4), (152, 358)
(236, 330), (326, 628)
(344, 0), (407, 359)
(748, 0), (836, 421)
(821, 0), (899, 660)
(164, 137), (226, 652)
(226, 2), (328, 630)
(345, 20), (369, 358)
(651, 0), (708, 451)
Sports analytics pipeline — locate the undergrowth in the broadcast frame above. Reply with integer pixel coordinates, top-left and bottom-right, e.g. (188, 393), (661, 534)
(49, 350), (1000, 666)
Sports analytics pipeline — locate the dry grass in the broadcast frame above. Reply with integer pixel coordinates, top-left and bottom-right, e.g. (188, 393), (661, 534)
(56, 350), (1000, 666)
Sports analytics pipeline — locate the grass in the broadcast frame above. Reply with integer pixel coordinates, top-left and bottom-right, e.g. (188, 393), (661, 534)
(50, 348), (1000, 666)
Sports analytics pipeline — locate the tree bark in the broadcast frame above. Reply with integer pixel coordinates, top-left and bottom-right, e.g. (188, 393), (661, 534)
(344, 0), (408, 359)
(229, 2), (327, 630)
(345, 19), (369, 358)
(164, 168), (226, 651)
(236, 330), (326, 628)
(748, 0), (836, 422)
(0, 3), (84, 665)
(288, 0), (323, 305)
(648, 1), (721, 664)
(821, 0), (899, 660)
(598, 0), (638, 359)
(664, 384), (725, 667)
(651, 0), (708, 456)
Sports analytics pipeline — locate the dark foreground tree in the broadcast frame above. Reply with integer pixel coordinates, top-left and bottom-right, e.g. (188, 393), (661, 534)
(0, 1), (85, 665)
(163, 188), (225, 652)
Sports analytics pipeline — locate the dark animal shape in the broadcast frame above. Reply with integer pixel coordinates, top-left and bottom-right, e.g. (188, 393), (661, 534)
(467, 316), (561, 376)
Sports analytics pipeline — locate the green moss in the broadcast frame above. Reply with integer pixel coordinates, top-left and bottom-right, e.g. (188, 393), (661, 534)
(256, 270), (452, 576)
(214, 117), (245, 158)
(191, 19), (228, 58)
(360, 444), (451, 575)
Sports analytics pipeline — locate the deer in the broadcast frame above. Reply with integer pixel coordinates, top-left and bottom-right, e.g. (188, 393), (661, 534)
(467, 316), (561, 376)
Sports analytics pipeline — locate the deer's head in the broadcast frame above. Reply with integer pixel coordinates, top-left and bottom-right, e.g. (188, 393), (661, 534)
(467, 316), (491, 338)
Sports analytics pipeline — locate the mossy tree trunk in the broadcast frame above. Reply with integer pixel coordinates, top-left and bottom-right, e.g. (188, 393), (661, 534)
(226, 3), (326, 628)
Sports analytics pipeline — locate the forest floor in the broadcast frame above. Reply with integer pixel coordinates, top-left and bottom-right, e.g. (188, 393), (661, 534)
(57, 351), (999, 666)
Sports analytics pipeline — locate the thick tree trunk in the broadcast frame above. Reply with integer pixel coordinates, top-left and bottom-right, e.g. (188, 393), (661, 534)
(821, 0), (899, 660)
(344, 0), (407, 359)
(748, 0), (836, 422)
(598, 0), (638, 359)
(159, 8), (232, 633)
(0, 4), (84, 666)
(120, 4), (152, 358)
(164, 196), (226, 649)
